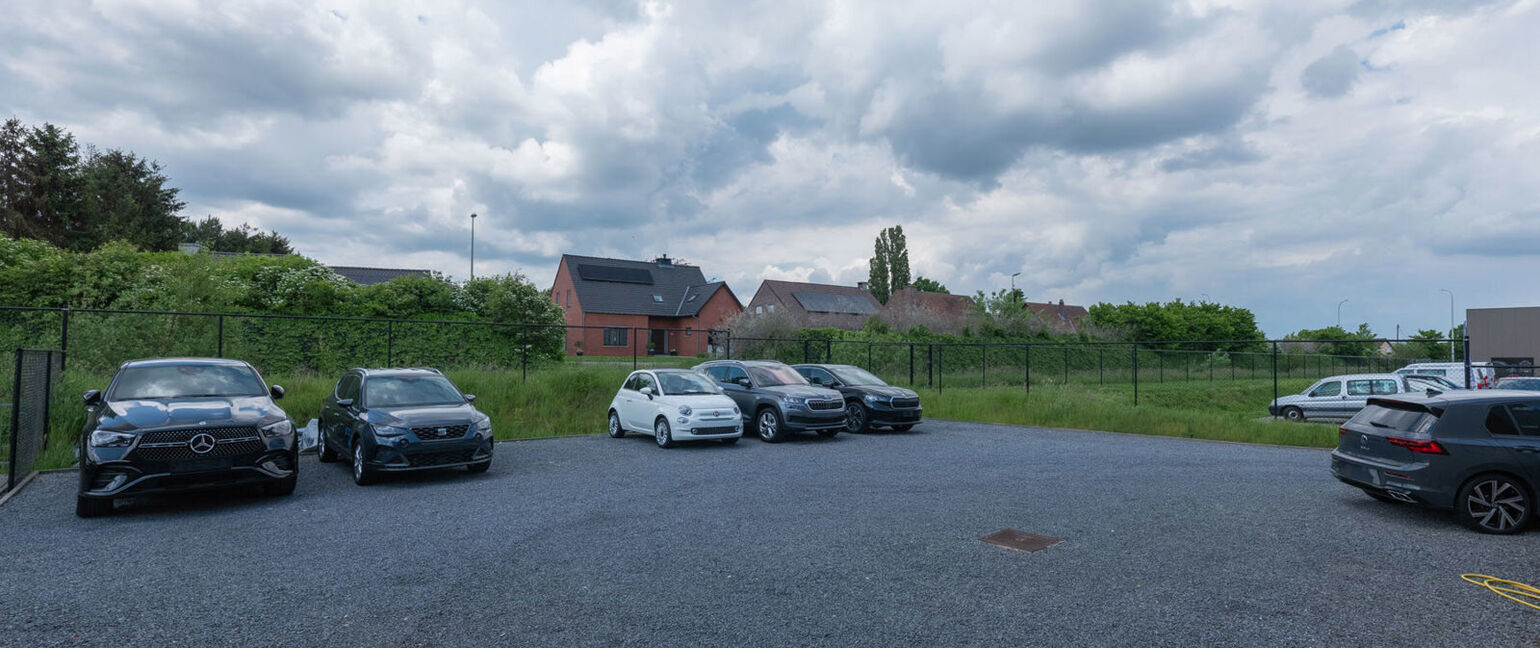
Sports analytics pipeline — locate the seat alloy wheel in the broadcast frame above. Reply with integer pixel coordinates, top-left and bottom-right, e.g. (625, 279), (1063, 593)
(1460, 475), (1532, 534)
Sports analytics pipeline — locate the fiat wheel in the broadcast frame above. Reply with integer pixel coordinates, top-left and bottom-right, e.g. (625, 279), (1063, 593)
(609, 411), (625, 438)
(654, 418), (674, 449)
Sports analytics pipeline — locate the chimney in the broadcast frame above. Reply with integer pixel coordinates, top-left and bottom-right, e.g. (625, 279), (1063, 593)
(655, 255), (673, 267)
(858, 281), (868, 291)
(1058, 299), (1064, 306)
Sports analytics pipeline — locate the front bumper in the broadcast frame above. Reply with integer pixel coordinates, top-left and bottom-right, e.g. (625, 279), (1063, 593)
(674, 419), (743, 440)
(867, 402), (923, 425)
(365, 437), (494, 472)
(783, 409), (847, 432)
(80, 441), (297, 499)
(1329, 450), (1454, 509)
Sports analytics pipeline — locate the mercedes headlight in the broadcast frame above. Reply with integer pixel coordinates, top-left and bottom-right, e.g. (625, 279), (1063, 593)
(260, 420), (294, 438)
(89, 430), (135, 447)
(678, 405), (693, 416)
(373, 425), (407, 438)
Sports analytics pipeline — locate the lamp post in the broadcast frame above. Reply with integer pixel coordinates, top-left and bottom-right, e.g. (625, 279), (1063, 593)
(1337, 299), (1348, 328)
(1440, 288), (1454, 361)
(1010, 272), (1021, 293)
(469, 213), (478, 280)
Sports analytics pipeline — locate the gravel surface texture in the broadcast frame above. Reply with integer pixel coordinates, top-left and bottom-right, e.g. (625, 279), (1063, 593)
(2, 421), (1536, 647)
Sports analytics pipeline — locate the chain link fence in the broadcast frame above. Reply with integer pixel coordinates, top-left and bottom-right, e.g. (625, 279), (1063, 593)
(3, 349), (62, 495)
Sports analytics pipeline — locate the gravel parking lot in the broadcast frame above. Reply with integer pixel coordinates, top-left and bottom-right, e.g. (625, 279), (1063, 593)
(2, 421), (1537, 647)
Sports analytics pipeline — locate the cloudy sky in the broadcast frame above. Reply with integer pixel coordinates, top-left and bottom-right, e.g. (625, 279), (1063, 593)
(3, 0), (1537, 336)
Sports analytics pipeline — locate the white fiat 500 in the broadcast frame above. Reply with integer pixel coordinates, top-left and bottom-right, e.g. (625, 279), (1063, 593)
(608, 369), (743, 448)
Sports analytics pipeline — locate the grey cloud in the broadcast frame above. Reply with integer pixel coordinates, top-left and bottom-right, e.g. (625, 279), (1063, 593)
(1301, 47), (1361, 99)
(1161, 136), (1263, 171)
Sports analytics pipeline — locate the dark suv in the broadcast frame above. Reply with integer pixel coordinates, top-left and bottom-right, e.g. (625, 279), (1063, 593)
(76, 358), (298, 517)
(694, 360), (845, 442)
(318, 368), (494, 484)
(792, 364), (922, 432)
(1332, 390), (1540, 533)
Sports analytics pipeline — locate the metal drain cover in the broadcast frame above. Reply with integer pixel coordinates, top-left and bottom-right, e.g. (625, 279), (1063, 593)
(981, 529), (1062, 553)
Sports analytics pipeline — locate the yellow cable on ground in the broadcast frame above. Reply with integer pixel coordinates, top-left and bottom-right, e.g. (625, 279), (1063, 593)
(1463, 574), (1540, 611)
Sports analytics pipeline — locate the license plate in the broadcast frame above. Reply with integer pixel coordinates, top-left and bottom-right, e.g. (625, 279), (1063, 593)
(173, 457), (233, 473)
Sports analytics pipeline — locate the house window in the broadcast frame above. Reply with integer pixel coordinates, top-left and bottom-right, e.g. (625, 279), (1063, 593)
(566, 290), (572, 307)
(685, 328), (693, 337)
(767, 304), (775, 312)
(755, 306), (763, 314)
(603, 328), (628, 347)
(653, 295), (664, 302)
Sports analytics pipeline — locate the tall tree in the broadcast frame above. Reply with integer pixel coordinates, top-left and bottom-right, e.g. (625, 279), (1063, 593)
(185, 215), (293, 254)
(0, 119), (27, 238)
(887, 225), (910, 291)
(18, 123), (89, 249)
(83, 148), (186, 251)
(868, 231), (890, 304)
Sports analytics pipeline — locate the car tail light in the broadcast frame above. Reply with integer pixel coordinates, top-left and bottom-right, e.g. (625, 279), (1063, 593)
(1387, 437), (1447, 454)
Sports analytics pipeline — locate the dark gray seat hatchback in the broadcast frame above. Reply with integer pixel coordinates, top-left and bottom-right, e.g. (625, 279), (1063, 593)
(1332, 390), (1540, 534)
(318, 368), (494, 485)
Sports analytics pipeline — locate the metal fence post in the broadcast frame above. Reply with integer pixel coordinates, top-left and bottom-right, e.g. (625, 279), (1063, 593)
(1098, 348), (1103, 385)
(632, 328), (638, 371)
(928, 344), (934, 387)
(937, 345), (943, 394)
(1025, 344), (1032, 393)
(1132, 343), (1139, 406)
(867, 341), (873, 371)
(1062, 346), (1069, 386)
(1463, 336), (1472, 388)
(1272, 341), (1280, 415)
(217, 314), (225, 358)
(59, 308), (69, 370)
(981, 343), (987, 387)
(725, 333), (732, 360)
(1185, 353), (1191, 382)
(386, 320), (394, 366)
(826, 339), (833, 363)
(803, 339), (811, 364)
(9, 349), (22, 492)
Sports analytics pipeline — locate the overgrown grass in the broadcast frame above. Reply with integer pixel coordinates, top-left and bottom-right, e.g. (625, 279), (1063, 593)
(917, 378), (1338, 448)
(28, 370), (1332, 470)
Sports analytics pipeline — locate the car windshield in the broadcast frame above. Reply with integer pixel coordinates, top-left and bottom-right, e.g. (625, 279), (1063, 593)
(1498, 377), (1540, 391)
(109, 364), (266, 400)
(659, 372), (720, 395)
(747, 365), (807, 387)
(827, 365), (887, 386)
(364, 375), (464, 407)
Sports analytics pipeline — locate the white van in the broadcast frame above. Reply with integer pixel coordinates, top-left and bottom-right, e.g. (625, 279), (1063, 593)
(1393, 362), (1498, 389)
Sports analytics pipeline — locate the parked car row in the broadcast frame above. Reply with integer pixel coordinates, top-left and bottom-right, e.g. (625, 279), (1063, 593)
(607, 360), (924, 446)
(76, 358), (493, 517)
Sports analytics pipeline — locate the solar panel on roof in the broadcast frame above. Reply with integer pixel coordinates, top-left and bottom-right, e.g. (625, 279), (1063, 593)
(792, 291), (879, 315)
(576, 264), (654, 284)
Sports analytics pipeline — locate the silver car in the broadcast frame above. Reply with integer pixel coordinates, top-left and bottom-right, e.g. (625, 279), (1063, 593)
(1269, 373), (1456, 422)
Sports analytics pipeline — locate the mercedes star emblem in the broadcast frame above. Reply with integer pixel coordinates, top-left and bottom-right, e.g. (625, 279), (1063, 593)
(188, 433), (217, 454)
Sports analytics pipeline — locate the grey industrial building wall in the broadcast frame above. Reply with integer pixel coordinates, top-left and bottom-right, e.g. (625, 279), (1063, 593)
(1468, 307), (1540, 371)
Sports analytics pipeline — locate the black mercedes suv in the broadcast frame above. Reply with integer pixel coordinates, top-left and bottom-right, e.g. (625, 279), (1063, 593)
(76, 358), (298, 517)
(792, 364), (923, 432)
(694, 360), (845, 442)
(317, 368), (494, 484)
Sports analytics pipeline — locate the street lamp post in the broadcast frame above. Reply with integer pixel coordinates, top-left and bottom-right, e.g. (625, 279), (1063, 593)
(1010, 272), (1021, 293)
(1337, 299), (1349, 328)
(469, 213), (478, 280)
(1440, 288), (1454, 361)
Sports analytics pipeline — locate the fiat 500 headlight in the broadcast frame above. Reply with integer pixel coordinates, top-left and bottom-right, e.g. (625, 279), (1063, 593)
(89, 429), (135, 447)
(678, 405), (693, 416)
(259, 420), (294, 438)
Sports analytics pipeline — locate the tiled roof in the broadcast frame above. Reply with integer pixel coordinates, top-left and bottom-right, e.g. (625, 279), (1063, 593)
(1023, 301), (1089, 333)
(563, 254), (736, 317)
(754, 280), (881, 315)
(886, 287), (975, 317)
(329, 266), (434, 286)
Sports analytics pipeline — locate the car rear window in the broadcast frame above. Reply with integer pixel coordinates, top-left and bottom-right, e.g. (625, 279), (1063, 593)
(1349, 403), (1435, 434)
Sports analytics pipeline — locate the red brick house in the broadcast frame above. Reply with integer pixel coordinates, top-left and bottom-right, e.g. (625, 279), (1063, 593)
(1024, 300), (1089, 334)
(884, 286), (976, 333)
(550, 254), (742, 356)
(747, 280), (882, 330)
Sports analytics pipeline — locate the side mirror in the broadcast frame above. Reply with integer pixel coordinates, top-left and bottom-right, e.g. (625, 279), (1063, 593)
(464, 394), (477, 403)
(336, 398), (354, 408)
(808, 376), (824, 385)
(734, 377), (751, 387)
(269, 384), (285, 400)
(83, 389), (102, 406)
(640, 386), (655, 399)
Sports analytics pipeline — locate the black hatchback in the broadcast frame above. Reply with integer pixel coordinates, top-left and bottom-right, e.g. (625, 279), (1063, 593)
(76, 358), (298, 517)
(317, 368), (494, 484)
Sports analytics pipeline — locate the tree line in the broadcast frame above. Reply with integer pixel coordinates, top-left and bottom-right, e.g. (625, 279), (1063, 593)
(0, 118), (291, 255)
